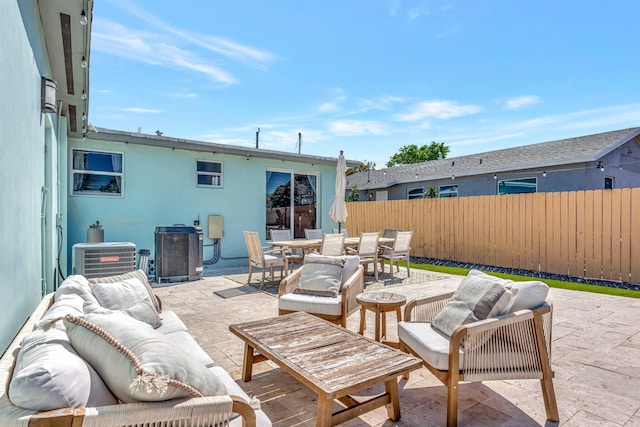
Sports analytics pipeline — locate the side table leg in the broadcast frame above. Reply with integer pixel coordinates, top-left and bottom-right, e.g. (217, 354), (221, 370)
(374, 309), (382, 342)
(381, 310), (387, 341)
(241, 342), (255, 382)
(359, 306), (366, 335)
(385, 378), (401, 421)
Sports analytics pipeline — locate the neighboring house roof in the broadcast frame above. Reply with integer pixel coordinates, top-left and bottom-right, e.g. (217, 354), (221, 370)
(348, 127), (640, 190)
(87, 127), (359, 167)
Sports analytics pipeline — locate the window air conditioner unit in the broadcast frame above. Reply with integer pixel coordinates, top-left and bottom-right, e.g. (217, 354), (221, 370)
(72, 242), (136, 278)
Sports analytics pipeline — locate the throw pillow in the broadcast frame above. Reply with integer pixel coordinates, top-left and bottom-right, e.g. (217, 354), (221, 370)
(87, 299), (162, 328)
(294, 254), (344, 297)
(467, 269), (550, 312)
(8, 328), (117, 410)
(88, 269), (160, 313)
(90, 277), (162, 328)
(55, 274), (101, 310)
(432, 273), (517, 338)
(505, 280), (549, 312)
(64, 312), (227, 403)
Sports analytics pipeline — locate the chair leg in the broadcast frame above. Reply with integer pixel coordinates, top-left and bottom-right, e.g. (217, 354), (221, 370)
(446, 375), (459, 427)
(540, 377), (559, 422)
(406, 256), (410, 277)
(260, 269), (266, 289)
(247, 263), (253, 285)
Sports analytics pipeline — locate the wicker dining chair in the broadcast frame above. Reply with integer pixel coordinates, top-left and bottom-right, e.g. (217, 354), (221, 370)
(243, 231), (288, 289)
(319, 233), (345, 256)
(270, 229), (303, 273)
(346, 232), (380, 281)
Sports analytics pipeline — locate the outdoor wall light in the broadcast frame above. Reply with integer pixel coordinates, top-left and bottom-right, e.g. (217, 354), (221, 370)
(451, 174), (455, 180)
(81, 56), (88, 68)
(81, 90), (87, 100)
(543, 171), (547, 177)
(493, 174), (497, 180)
(597, 161), (604, 171)
(80, 9), (88, 25)
(40, 77), (57, 113)
(82, 113), (86, 121)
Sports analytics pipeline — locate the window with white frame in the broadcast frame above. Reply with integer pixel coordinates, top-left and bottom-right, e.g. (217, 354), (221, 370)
(438, 184), (458, 198)
(407, 187), (424, 199)
(197, 160), (223, 188)
(498, 177), (537, 195)
(71, 149), (123, 196)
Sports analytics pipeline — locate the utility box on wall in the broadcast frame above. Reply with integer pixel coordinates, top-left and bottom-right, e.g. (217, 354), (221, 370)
(155, 226), (203, 283)
(208, 215), (223, 239)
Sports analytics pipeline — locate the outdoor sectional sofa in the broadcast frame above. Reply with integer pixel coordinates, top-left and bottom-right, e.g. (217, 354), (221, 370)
(0, 270), (271, 426)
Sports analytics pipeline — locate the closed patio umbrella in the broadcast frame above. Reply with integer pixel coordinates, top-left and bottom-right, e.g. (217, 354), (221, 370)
(329, 150), (348, 232)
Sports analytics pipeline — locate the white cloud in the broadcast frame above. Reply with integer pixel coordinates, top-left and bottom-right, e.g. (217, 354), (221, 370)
(318, 102), (339, 113)
(395, 100), (481, 121)
(504, 95), (541, 110)
(329, 120), (388, 136)
(92, 21), (238, 84)
(358, 95), (406, 112)
(105, 0), (276, 69)
(120, 107), (163, 113)
(168, 92), (199, 98)
(408, 5), (428, 20)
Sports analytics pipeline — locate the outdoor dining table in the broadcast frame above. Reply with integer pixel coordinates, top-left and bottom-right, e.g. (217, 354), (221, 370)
(268, 236), (395, 262)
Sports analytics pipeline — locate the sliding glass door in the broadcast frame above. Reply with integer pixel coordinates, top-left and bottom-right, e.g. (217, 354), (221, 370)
(266, 171), (317, 239)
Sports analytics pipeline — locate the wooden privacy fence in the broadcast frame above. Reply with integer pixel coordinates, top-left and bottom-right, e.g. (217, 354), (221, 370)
(345, 188), (640, 284)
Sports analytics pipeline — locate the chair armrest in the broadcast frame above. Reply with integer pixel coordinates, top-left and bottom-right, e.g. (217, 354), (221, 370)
(341, 265), (365, 318)
(278, 267), (303, 296)
(378, 245), (393, 251)
(404, 292), (454, 322)
(345, 247), (358, 254)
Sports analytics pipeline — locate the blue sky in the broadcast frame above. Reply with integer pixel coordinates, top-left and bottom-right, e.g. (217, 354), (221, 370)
(89, 0), (640, 168)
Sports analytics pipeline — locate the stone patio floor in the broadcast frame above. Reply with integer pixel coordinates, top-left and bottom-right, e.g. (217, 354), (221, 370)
(151, 267), (640, 427)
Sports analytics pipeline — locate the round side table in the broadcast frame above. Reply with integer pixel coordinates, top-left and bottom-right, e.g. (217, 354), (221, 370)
(356, 291), (407, 345)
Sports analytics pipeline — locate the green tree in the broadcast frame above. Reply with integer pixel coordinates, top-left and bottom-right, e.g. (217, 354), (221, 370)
(346, 161), (375, 176)
(425, 186), (439, 198)
(386, 142), (450, 167)
(345, 185), (359, 202)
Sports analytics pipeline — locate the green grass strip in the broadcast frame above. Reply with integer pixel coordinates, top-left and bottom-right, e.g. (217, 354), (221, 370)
(395, 261), (640, 299)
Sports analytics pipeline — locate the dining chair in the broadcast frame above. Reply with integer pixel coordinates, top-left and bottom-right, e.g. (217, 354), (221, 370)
(270, 229), (303, 273)
(331, 228), (349, 237)
(378, 231), (412, 278)
(243, 231), (288, 289)
(304, 228), (323, 240)
(319, 233), (345, 256)
(382, 228), (402, 239)
(346, 232), (379, 280)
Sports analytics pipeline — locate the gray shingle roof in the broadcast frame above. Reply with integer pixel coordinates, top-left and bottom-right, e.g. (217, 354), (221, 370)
(347, 127), (640, 190)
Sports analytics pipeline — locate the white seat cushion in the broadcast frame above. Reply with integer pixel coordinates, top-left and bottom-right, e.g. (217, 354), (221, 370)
(156, 310), (188, 335)
(278, 293), (342, 316)
(398, 321), (463, 371)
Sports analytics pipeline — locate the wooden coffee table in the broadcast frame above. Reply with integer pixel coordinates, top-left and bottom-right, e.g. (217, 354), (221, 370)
(229, 312), (422, 427)
(356, 291), (407, 345)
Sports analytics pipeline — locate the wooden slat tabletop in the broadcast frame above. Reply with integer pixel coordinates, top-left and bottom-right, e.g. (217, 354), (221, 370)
(229, 312), (422, 399)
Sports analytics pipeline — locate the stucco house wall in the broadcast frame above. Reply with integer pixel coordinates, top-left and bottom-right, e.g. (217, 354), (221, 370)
(66, 136), (339, 271)
(0, 1), (64, 354)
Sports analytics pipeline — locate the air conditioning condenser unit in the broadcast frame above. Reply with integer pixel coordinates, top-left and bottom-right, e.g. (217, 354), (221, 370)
(72, 242), (136, 278)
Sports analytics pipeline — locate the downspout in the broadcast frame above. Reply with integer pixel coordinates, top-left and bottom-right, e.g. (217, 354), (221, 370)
(55, 101), (65, 288)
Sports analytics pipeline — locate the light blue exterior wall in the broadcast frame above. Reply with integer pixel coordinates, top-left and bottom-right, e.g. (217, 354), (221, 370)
(0, 1), (65, 354)
(66, 137), (338, 272)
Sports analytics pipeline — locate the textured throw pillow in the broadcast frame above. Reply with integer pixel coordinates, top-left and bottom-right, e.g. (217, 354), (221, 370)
(64, 312), (227, 403)
(55, 274), (101, 310)
(8, 328), (117, 410)
(89, 270), (160, 313)
(467, 269), (549, 312)
(35, 293), (86, 331)
(432, 273), (517, 338)
(294, 254), (345, 297)
(340, 255), (360, 287)
(87, 299), (162, 328)
(90, 277), (162, 328)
